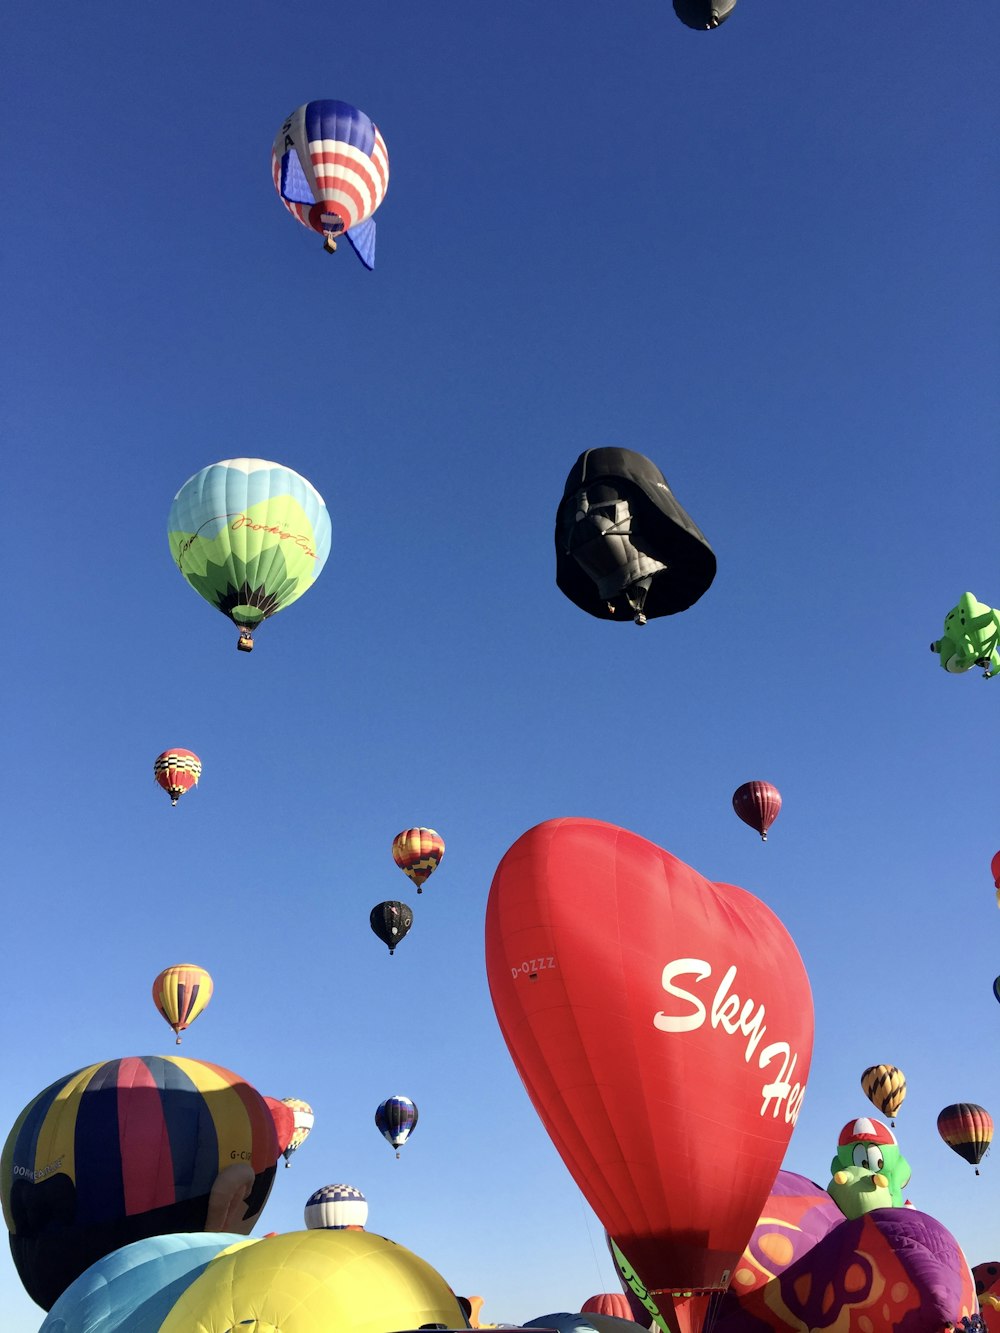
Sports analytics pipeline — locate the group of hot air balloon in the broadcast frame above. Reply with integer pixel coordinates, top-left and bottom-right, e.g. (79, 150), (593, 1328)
(4, 8), (995, 1327)
(861, 1064), (994, 1176)
(369, 828), (446, 956)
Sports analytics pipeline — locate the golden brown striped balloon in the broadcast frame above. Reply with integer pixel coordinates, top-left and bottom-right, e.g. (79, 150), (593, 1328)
(860, 1064), (907, 1124)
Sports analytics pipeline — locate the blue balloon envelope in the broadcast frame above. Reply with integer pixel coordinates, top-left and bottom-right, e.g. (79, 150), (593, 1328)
(40, 1233), (253, 1332)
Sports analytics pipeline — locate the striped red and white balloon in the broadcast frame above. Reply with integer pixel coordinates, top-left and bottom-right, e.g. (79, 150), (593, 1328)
(272, 100), (388, 264)
(732, 780), (782, 841)
(153, 749), (202, 807)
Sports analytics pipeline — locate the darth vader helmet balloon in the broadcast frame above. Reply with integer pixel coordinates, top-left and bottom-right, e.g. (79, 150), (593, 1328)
(555, 448), (716, 625)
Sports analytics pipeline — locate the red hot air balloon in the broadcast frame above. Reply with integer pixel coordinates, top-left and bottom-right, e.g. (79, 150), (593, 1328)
(485, 818), (814, 1333)
(732, 782), (782, 841)
(991, 851), (1000, 896)
(153, 749), (202, 806)
(582, 1293), (638, 1322)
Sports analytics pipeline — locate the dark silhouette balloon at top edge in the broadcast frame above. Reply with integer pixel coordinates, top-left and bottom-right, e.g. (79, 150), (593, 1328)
(673, 0), (738, 29)
(555, 448), (716, 626)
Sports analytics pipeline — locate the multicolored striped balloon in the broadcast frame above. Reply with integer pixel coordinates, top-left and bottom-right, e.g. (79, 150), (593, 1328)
(1, 1055), (281, 1310)
(152, 964), (213, 1043)
(304, 1183), (368, 1231)
(937, 1102), (994, 1174)
(168, 459), (332, 652)
(153, 749), (202, 806)
(272, 100), (388, 267)
(392, 828), (445, 893)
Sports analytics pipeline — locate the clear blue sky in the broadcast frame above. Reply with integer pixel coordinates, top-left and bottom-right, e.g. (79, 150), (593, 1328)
(2, 1), (998, 1328)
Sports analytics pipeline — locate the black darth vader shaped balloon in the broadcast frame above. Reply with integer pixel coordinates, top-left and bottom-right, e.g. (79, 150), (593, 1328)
(555, 448), (716, 625)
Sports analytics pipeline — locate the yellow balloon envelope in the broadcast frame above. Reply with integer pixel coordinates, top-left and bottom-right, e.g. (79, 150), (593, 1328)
(153, 964), (214, 1043)
(158, 1229), (467, 1333)
(860, 1064), (906, 1122)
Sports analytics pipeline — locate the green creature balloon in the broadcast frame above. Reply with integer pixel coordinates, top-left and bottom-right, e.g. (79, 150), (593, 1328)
(830, 1117), (911, 1211)
(930, 593), (1000, 678)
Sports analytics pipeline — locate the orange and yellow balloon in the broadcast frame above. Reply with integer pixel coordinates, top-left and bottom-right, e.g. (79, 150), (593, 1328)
(392, 828), (445, 894)
(153, 964), (214, 1043)
(154, 749), (202, 807)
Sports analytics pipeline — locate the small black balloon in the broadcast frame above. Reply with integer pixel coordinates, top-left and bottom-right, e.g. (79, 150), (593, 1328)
(370, 901), (414, 955)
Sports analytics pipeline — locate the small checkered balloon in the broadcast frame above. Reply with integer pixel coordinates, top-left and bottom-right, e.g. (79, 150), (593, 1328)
(304, 1183), (368, 1230)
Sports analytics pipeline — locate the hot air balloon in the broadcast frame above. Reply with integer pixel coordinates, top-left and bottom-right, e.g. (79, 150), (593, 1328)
(304, 1184), (368, 1231)
(42, 1230), (466, 1333)
(1, 1056), (281, 1310)
(673, 0), (737, 27)
(39, 1233), (256, 1333)
(278, 1099), (314, 1166)
(930, 593), (1000, 678)
(370, 901), (414, 955)
(860, 1065), (907, 1126)
(153, 750), (202, 806)
(937, 1103), (993, 1175)
(555, 448), (716, 626)
(732, 781), (782, 841)
(152, 964), (213, 1044)
(272, 100), (388, 267)
(392, 829), (444, 893)
(375, 1096), (418, 1159)
(167, 459), (332, 652)
(485, 819), (814, 1333)
(581, 1294), (638, 1322)
(994, 976), (1000, 1006)
(992, 851), (1000, 890)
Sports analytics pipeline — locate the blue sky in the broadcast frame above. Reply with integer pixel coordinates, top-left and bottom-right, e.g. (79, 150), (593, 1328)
(2, 0), (998, 1327)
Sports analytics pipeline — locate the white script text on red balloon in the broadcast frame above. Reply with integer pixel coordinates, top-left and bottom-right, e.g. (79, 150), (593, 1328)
(652, 958), (806, 1123)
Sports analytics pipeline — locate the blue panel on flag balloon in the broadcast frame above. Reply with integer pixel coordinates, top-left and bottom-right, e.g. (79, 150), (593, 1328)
(280, 148), (314, 205)
(346, 217), (377, 269)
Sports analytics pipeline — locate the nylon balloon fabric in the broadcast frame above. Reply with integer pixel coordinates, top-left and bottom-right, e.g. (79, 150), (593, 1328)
(485, 818), (813, 1328)
(167, 458), (331, 648)
(151, 963), (213, 1042)
(272, 100), (388, 265)
(937, 1102), (994, 1170)
(860, 1064), (906, 1122)
(555, 448), (716, 624)
(152, 749), (201, 806)
(1, 1056), (280, 1309)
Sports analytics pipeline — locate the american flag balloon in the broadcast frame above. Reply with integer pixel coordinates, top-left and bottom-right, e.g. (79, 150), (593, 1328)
(272, 99), (388, 268)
